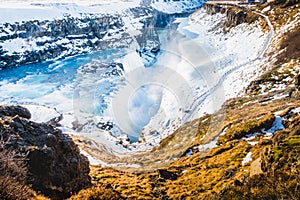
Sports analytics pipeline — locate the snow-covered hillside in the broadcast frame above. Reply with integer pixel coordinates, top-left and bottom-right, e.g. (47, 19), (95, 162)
(151, 0), (205, 14)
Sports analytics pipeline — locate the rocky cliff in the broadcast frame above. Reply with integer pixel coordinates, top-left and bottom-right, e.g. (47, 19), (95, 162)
(0, 105), (91, 199)
(0, 6), (160, 69)
(203, 2), (260, 28)
(0, 1), (206, 69)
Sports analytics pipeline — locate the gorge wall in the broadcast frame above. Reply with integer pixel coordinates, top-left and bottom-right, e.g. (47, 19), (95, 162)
(0, 0), (206, 69)
(0, 7), (157, 69)
(203, 2), (260, 28)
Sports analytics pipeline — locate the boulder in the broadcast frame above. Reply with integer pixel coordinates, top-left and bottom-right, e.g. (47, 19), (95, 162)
(158, 169), (178, 181)
(0, 105), (31, 119)
(0, 105), (91, 199)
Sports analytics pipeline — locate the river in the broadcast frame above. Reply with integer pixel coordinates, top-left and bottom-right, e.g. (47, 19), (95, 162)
(0, 22), (219, 146)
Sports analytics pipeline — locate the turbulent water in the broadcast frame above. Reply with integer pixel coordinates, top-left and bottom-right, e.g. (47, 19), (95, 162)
(0, 25), (218, 148)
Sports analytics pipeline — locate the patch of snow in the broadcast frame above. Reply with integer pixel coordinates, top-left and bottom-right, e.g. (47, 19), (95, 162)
(185, 148), (193, 156)
(262, 116), (284, 137)
(219, 127), (228, 136)
(242, 151), (252, 165)
(243, 132), (259, 145)
(151, 0), (204, 14)
(1, 38), (27, 55)
(36, 36), (52, 42)
(262, 6), (271, 13)
(79, 148), (108, 166)
(244, 132), (259, 141)
(22, 104), (61, 123)
(290, 107), (300, 114)
(248, 141), (258, 146)
(198, 136), (219, 152)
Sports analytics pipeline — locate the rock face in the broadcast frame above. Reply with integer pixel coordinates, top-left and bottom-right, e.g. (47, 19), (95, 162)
(0, 105), (91, 199)
(0, 14), (129, 69)
(0, 2), (203, 69)
(0, 7), (157, 69)
(203, 3), (259, 28)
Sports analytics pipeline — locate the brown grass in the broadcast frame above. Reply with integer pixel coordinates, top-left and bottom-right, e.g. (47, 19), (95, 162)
(277, 28), (300, 64)
(68, 184), (123, 200)
(0, 136), (34, 200)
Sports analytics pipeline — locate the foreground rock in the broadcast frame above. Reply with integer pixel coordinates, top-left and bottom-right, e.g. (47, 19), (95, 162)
(0, 105), (91, 199)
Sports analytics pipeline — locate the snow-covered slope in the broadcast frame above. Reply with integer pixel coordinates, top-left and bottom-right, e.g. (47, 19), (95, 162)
(135, 10), (268, 149)
(151, 0), (205, 14)
(0, 0), (142, 22)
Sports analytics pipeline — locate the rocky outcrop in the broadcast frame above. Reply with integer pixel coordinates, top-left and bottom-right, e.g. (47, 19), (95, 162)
(203, 3), (260, 28)
(203, 3), (222, 15)
(0, 105), (91, 199)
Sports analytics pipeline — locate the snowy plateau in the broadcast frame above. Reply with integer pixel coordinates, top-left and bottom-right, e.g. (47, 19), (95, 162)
(0, 0), (270, 167)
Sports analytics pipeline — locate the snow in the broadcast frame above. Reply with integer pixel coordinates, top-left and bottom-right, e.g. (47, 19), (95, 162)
(151, 0), (203, 14)
(178, 9), (269, 118)
(79, 148), (108, 166)
(242, 116), (285, 143)
(290, 107), (300, 114)
(244, 132), (259, 141)
(23, 104), (61, 123)
(198, 136), (219, 151)
(0, 0), (142, 23)
(242, 151), (252, 165)
(262, 116), (284, 137)
(262, 6), (271, 13)
(0, 5), (275, 167)
(1, 38), (28, 55)
(248, 141), (258, 146)
(243, 132), (260, 145)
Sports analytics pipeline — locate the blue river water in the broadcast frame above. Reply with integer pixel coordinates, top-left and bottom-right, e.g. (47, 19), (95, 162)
(0, 25), (210, 143)
(0, 49), (126, 108)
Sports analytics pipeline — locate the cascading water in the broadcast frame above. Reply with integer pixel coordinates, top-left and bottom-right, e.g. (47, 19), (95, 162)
(0, 26), (216, 149)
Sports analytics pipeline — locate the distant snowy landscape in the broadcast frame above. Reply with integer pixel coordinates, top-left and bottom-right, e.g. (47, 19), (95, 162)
(0, 0), (270, 166)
